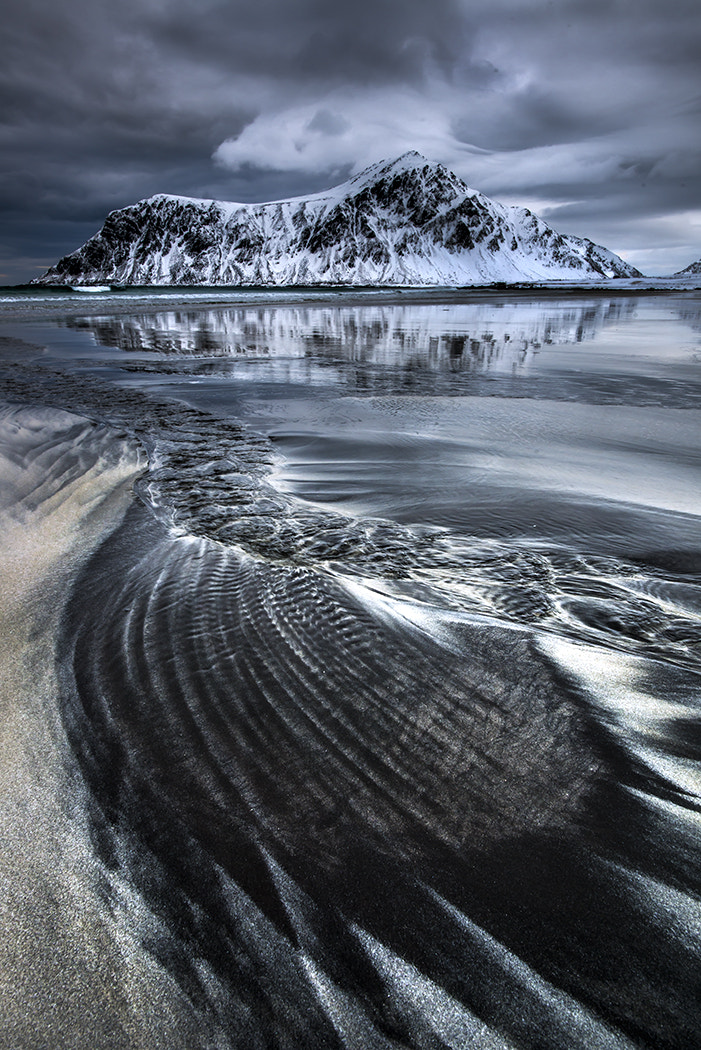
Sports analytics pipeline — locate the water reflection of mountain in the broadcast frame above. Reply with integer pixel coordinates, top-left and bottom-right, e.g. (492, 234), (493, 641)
(67, 298), (636, 374)
(675, 301), (701, 336)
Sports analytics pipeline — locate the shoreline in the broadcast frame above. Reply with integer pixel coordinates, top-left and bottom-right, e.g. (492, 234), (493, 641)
(0, 279), (699, 323)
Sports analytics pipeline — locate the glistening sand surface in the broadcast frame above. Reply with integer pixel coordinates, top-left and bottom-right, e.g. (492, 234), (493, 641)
(0, 405), (200, 1050)
(1, 290), (700, 1048)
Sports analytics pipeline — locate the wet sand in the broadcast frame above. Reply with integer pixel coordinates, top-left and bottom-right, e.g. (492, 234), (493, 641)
(0, 405), (201, 1049)
(1, 293), (700, 1048)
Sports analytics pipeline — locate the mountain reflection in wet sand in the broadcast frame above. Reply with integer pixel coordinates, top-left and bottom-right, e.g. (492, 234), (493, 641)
(1, 290), (700, 1049)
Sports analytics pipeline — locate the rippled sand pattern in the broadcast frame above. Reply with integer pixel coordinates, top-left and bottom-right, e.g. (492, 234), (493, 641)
(0, 406), (204, 1050)
(1, 292), (700, 1048)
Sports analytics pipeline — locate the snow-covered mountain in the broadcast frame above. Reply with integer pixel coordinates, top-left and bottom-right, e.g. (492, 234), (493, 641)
(36, 153), (641, 286)
(674, 259), (701, 276)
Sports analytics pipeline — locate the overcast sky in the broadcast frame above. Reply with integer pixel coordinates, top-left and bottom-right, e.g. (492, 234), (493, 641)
(2, 0), (700, 283)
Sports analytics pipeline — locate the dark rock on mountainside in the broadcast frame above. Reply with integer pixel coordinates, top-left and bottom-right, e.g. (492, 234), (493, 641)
(674, 259), (701, 276)
(36, 152), (642, 287)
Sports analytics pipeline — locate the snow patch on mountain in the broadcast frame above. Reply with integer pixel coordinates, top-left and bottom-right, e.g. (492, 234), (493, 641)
(674, 259), (701, 277)
(36, 153), (641, 286)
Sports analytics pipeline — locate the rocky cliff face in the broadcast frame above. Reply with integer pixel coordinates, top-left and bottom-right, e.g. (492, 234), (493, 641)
(36, 152), (641, 286)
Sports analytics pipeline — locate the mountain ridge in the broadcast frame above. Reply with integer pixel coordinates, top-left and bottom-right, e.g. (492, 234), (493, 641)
(35, 152), (641, 286)
(674, 259), (701, 277)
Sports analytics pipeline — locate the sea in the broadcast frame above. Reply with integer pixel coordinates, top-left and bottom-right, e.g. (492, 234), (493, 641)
(1, 284), (700, 1049)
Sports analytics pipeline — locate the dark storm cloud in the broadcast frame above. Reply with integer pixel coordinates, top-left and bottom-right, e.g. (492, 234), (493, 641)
(452, 90), (623, 153)
(145, 0), (472, 87)
(1, 0), (700, 281)
(0, 0), (473, 281)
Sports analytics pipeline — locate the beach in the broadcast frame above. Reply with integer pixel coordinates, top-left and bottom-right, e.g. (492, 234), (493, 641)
(1, 288), (700, 1048)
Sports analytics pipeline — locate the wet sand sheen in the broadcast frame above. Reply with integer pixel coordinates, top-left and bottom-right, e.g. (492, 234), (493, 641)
(56, 435), (701, 1047)
(0, 405), (201, 1050)
(0, 291), (700, 1048)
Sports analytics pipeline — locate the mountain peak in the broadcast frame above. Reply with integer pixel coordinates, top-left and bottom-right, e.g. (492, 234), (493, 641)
(344, 152), (464, 201)
(350, 151), (438, 181)
(35, 154), (641, 286)
(674, 258), (701, 276)
(387, 150), (431, 167)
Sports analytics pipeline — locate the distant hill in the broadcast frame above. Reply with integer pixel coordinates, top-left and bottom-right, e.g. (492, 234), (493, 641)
(674, 259), (701, 276)
(35, 152), (641, 286)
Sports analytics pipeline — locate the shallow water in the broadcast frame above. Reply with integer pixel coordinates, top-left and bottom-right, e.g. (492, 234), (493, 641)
(1, 290), (701, 1048)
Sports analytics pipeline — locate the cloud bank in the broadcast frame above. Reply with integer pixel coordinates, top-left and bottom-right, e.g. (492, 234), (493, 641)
(2, 0), (700, 281)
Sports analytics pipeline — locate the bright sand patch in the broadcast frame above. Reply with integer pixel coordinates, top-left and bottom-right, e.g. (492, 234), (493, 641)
(0, 404), (198, 1049)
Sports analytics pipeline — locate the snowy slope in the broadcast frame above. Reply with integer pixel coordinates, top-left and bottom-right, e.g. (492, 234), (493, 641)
(36, 153), (641, 286)
(674, 259), (701, 276)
